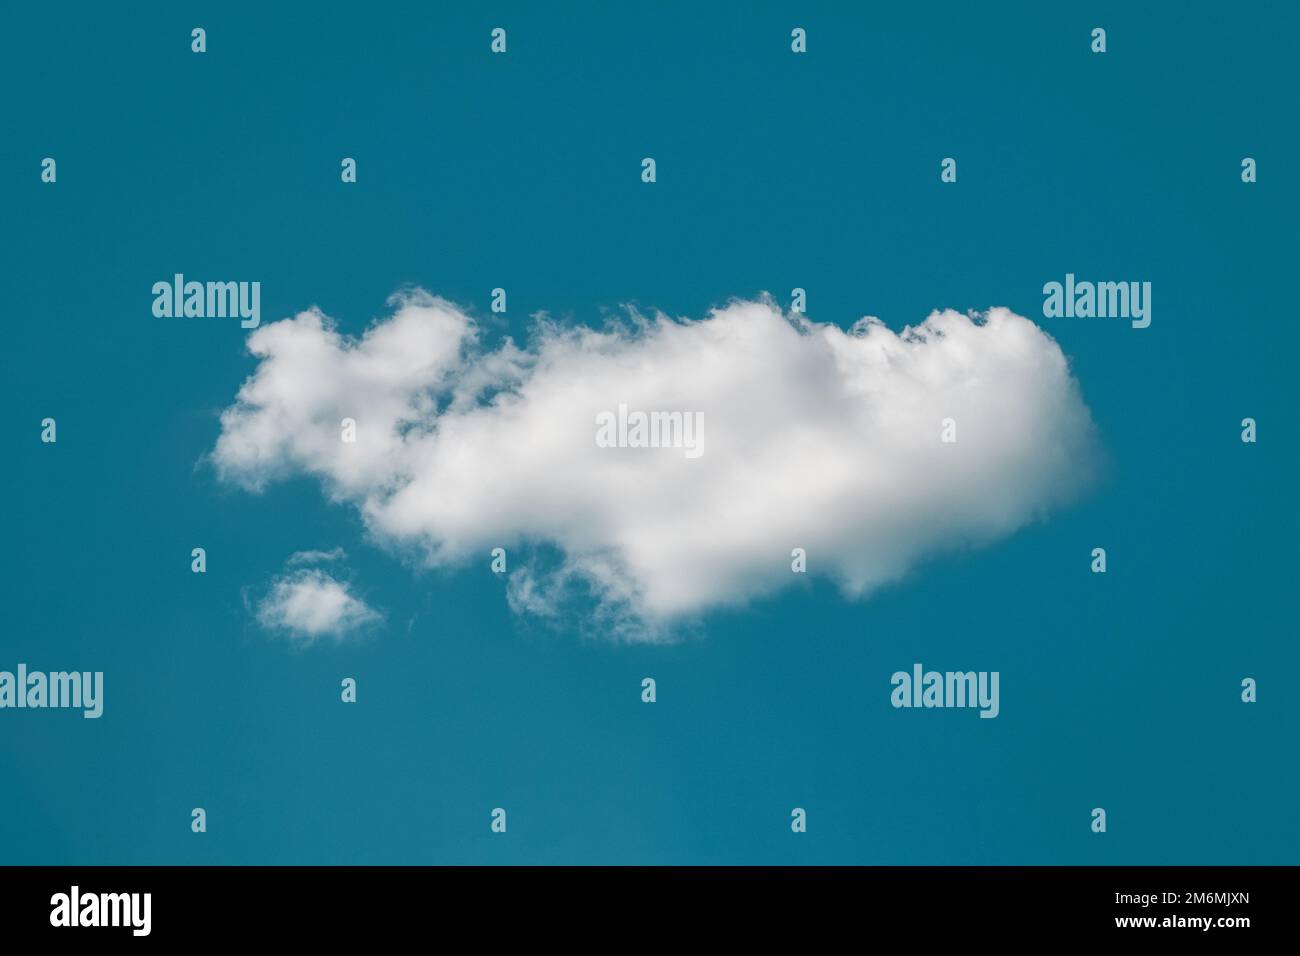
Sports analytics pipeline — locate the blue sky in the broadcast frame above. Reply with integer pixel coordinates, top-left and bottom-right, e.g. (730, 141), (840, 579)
(2, 2), (1297, 864)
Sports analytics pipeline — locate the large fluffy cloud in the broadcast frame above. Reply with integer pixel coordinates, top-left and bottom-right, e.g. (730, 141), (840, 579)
(214, 291), (1100, 637)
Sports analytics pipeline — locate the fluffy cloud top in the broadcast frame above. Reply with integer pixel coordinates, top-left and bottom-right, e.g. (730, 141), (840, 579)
(255, 567), (381, 644)
(215, 291), (1099, 637)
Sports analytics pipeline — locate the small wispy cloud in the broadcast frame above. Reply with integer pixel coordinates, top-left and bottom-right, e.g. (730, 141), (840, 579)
(255, 566), (381, 645)
(286, 546), (347, 566)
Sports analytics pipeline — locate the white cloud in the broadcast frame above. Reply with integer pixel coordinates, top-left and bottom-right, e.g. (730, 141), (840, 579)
(255, 567), (381, 645)
(215, 290), (1100, 639)
(286, 547), (347, 566)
